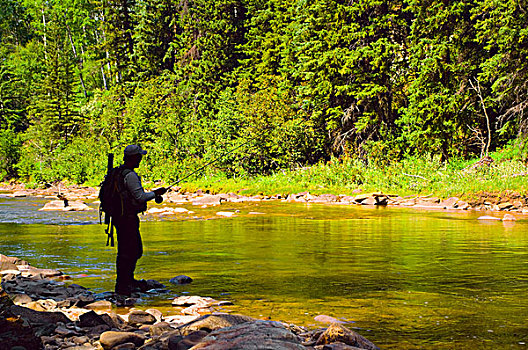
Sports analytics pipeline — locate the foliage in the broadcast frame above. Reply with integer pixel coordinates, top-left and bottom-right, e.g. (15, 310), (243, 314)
(0, 0), (527, 191)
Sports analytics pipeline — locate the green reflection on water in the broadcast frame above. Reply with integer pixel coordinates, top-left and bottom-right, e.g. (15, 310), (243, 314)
(2, 200), (528, 349)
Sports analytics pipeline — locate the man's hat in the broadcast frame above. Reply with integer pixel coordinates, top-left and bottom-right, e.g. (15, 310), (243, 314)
(124, 144), (147, 157)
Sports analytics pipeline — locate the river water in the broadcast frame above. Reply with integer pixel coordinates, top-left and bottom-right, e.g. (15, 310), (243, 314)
(1, 194), (528, 349)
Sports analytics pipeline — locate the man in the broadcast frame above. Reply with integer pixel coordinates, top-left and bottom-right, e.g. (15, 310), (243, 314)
(114, 144), (166, 297)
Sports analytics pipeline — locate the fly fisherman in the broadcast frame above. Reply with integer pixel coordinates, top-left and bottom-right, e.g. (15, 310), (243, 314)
(114, 144), (166, 297)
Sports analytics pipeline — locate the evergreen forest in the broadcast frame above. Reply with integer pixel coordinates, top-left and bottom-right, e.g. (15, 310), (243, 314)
(1, 0), (527, 188)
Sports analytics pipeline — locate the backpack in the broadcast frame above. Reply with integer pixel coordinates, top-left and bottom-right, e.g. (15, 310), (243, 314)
(98, 166), (132, 247)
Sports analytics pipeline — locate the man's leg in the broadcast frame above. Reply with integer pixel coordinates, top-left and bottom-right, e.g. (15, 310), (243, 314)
(115, 215), (143, 295)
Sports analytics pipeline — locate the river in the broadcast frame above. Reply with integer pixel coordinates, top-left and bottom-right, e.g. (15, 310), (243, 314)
(1, 194), (528, 349)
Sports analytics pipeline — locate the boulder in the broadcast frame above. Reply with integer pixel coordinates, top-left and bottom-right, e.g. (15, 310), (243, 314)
(127, 309), (157, 326)
(10, 304), (71, 326)
(441, 197), (460, 208)
(169, 275), (193, 285)
(190, 320), (305, 350)
(477, 216), (501, 221)
(40, 200), (92, 211)
(99, 331), (146, 350)
(177, 314), (255, 336)
(1, 287), (42, 350)
(498, 202), (514, 210)
(172, 296), (216, 307)
(170, 330), (209, 350)
(315, 324), (379, 350)
(192, 195), (224, 206)
(78, 310), (108, 328)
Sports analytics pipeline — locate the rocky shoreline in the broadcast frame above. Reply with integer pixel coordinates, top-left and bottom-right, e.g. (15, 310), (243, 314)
(1, 254), (379, 350)
(1, 183), (528, 216)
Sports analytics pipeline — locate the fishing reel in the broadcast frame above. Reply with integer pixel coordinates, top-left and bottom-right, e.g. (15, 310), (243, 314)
(155, 195), (163, 204)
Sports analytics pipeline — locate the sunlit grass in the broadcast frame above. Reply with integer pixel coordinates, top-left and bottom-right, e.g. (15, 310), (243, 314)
(176, 152), (528, 200)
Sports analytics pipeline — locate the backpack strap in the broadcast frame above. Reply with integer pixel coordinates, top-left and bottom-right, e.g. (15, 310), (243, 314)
(105, 217), (115, 247)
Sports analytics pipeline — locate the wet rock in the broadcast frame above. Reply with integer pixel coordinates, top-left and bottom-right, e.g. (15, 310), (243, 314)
(315, 323), (379, 350)
(177, 314), (255, 336)
(13, 190), (31, 197)
(169, 275), (193, 285)
(127, 309), (157, 326)
(145, 279), (166, 290)
(191, 320), (305, 350)
(99, 331), (146, 350)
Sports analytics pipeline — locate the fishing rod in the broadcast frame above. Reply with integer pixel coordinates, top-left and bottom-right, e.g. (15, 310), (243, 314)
(155, 132), (266, 203)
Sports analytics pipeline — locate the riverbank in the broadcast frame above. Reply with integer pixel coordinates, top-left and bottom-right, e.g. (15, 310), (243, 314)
(2, 179), (528, 217)
(0, 255), (379, 350)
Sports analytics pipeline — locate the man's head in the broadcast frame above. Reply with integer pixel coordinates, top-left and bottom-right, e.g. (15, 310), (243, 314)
(123, 144), (147, 168)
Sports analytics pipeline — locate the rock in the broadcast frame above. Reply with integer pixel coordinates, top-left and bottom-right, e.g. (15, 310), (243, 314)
(0, 254), (19, 271)
(113, 342), (137, 349)
(314, 315), (347, 324)
(99, 331), (146, 350)
(315, 324), (379, 350)
(441, 197), (459, 208)
(498, 202), (514, 210)
(85, 300), (113, 312)
(477, 216), (501, 221)
(503, 214), (516, 221)
(0, 287), (42, 350)
(455, 201), (469, 210)
(191, 320), (305, 350)
(10, 304), (72, 326)
(11, 293), (32, 305)
(40, 200), (92, 211)
(127, 309), (157, 326)
(149, 321), (174, 336)
(317, 342), (366, 350)
(78, 310), (108, 328)
(216, 211), (236, 217)
(169, 275), (193, 285)
(360, 197), (377, 205)
(13, 190), (31, 197)
(145, 308), (163, 323)
(192, 195), (223, 206)
(177, 314), (255, 336)
(171, 330), (209, 350)
(172, 296), (216, 307)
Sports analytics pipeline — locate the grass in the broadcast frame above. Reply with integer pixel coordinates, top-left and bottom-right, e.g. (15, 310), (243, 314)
(174, 152), (528, 200)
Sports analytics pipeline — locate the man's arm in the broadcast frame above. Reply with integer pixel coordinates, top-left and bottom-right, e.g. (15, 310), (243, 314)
(124, 171), (156, 203)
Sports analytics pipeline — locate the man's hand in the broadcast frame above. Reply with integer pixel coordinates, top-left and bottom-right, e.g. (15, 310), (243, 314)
(153, 187), (167, 196)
